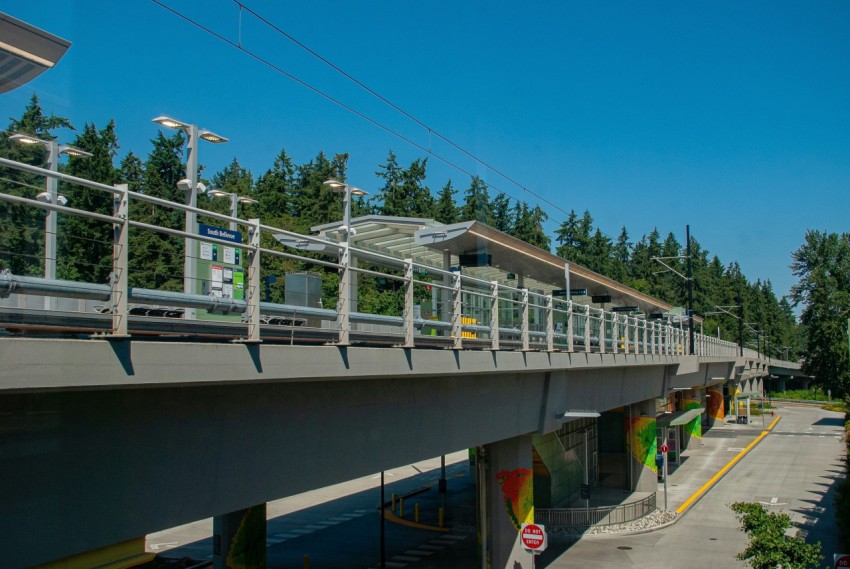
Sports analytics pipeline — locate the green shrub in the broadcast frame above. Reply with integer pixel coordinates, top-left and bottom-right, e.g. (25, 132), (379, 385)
(730, 502), (822, 568)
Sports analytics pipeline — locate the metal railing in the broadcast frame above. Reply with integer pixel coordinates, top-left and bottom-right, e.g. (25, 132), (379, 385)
(0, 156), (746, 356)
(536, 492), (657, 528)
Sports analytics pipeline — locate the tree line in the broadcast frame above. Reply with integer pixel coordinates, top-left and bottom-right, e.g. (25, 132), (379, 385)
(1, 95), (805, 366)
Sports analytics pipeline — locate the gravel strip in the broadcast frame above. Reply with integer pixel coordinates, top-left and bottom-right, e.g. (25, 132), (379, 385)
(548, 509), (678, 537)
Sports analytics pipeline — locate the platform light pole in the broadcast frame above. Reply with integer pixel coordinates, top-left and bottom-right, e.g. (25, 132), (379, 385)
(10, 134), (92, 308)
(322, 179), (368, 346)
(208, 189), (258, 231)
(152, 116), (228, 318)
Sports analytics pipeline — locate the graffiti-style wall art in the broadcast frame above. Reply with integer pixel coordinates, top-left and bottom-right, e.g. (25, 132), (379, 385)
(496, 468), (534, 530)
(628, 416), (658, 473)
(682, 399), (702, 439)
(707, 389), (724, 420)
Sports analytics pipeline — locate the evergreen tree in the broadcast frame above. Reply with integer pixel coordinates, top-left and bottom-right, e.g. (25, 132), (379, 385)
(127, 130), (186, 290)
(59, 120), (120, 282)
(291, 151), (349, 232)
(0, 94), (74, 275)
(374, 151), (432, 217)
(254, 149), (296, 223)
(460, 176), (492, 224)
(492, 193), (513, 232)
(434, 180), (458, 224)
(790, 230), (850, 395)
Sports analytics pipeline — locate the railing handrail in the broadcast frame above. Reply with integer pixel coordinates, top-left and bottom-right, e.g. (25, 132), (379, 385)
(0, 156), (752, 357)
(536, 492), (657, 528)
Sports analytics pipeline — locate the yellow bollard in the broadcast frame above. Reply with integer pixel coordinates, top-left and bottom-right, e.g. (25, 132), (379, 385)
(438, 506), (444, 528)
(415, 503), (420, 523)
(303, 554), (310, 569)
(399, 498), (405, 517)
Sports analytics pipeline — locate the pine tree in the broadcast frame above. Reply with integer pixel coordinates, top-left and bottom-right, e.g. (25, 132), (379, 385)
(460, 176), (492, 224)
(434, 180), (458, 224)
(59, 121), (120, 282)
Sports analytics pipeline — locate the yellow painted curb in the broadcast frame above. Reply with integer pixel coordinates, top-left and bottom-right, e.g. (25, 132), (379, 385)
(675, 415), (781, 515)
(383, 507), (450, 532)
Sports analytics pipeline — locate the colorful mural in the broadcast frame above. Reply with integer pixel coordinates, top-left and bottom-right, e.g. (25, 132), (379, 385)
(226, 505), (266, 569)
(629, 416), (657, 472)
(496, 468), (534, 530)
(683, 399), (702, 439)
(707, 389), (724, 420)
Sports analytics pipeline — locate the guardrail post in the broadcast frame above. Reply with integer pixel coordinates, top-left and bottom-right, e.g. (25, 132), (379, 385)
(545, 294), (554, 352)
(451, 271), (462, 349)
(490, 281), (500, 351)
(521, 287), (530, 351)
(642, 320), (648, 355)
(623, 315), (631, 354)
(567, 301), (574, 352)
(612, 314), (618, 354)
(584, 304), (591, 353)
(403, 259), (414, 348)
(599, 309), (606, 354)
(110, 183), (129, 337)
(246, 218), (262, 343)
(337, 232), (352, 346)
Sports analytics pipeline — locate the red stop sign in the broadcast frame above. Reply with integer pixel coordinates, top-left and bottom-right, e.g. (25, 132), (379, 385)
(521, 523), (547, 553)
(835, 554), (850, 568)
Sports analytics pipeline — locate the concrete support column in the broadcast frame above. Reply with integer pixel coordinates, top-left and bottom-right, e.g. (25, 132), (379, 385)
(626, 400), (658, 493)
(213, 504), (266, 569)
(483, 435), (534, 569)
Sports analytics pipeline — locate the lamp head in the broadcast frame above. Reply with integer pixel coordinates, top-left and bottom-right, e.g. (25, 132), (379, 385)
(152, 115), (188, 130)
(177, 179), (206, 194)
(198, 129), (228, 144)
(10, 133), (44, 146)
(60, 146), (93, 158)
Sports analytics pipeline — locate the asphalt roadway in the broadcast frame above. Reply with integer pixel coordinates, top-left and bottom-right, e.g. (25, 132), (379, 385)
(150, 404), (845, 568)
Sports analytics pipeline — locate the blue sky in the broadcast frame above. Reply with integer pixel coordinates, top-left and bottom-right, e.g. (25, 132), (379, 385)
(3, 1), (850, 302)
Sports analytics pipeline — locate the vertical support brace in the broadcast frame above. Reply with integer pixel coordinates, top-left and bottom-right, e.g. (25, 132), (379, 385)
(403, 259), (414, 348)
(246, 218), (262, 343)
(110, 184), (129, 337)
(642, 320), (648, 355)
(584, 305), (591, 353)
(612, 315), (619, 354)
(545, 294), (554, 352)
(623, 316), (631, 354)
(451, 271), (462, 350)
(567, 301), (574, 352)
(338, 241), (351, 346)
(490, 281), (500, 351)
(599, 309), (606, 354)
(520, 287), (530, 351)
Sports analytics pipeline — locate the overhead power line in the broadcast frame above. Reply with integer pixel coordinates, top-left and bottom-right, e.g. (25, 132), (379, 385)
(150, 0), (572, 223)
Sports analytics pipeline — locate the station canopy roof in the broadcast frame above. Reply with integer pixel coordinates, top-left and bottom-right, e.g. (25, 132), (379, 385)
(657, 408), (705, 427)
(312, 215), (698, 320)
(0, 13), (70, 94)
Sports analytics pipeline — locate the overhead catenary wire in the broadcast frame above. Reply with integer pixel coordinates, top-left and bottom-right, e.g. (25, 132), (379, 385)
(149, 0), (576, 226)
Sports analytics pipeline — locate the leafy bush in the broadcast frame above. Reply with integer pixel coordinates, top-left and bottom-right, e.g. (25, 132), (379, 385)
(730, 502), (822, 569)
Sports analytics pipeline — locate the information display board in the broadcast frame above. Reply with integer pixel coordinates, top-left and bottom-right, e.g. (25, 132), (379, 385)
(196, 224), (244, 321)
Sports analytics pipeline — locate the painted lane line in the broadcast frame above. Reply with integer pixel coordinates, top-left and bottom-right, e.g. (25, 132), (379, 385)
(393, 555), (421, 562)
(419, 544), (445, 550)
(405, 549), (434, 556)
